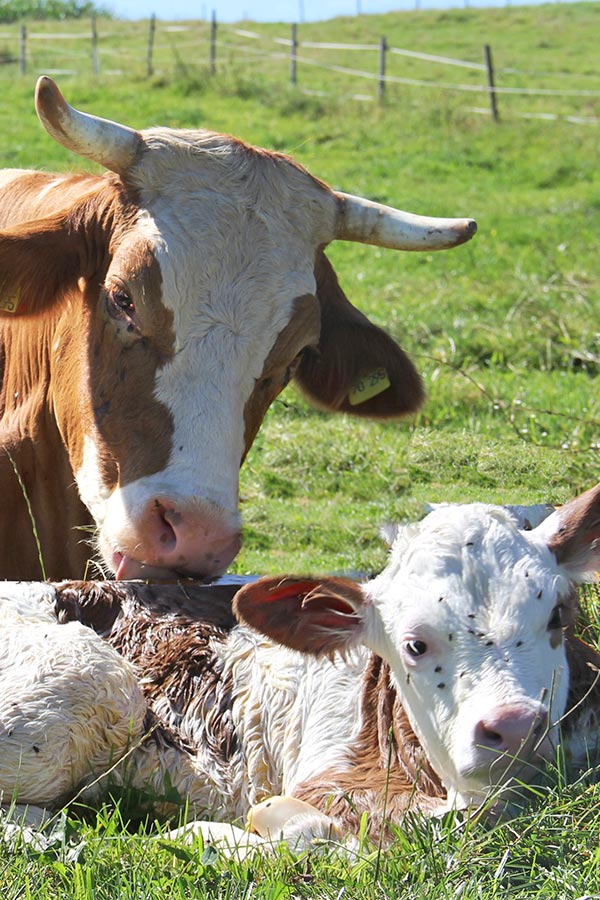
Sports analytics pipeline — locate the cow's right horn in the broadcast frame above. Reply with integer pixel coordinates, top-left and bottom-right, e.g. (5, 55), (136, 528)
(334, 192), (477, 251)
(35, 76), (141, 176)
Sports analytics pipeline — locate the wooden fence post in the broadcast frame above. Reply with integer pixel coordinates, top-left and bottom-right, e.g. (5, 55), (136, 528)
(378, 36), (387, 104)
(484, 43), (499, 122)
(146, 13), (156, 77)
(91, 14), (99, 76)
(210, 10), (217, 75)
(19, 24), (26, 75)
(290, 23), (298, 85)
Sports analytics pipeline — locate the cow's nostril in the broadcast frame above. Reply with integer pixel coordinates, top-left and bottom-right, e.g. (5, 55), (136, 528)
(130, 495), (242, 578)
(154, 503), (177, 551)
(162, 507), (182, 528)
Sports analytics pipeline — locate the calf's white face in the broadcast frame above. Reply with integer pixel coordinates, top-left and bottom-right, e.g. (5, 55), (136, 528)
(235, 486), (600, 808)
(365, 506), (571, 805)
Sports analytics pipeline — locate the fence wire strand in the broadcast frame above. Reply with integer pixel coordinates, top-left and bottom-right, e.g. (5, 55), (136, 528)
(5, 18), (598, 122)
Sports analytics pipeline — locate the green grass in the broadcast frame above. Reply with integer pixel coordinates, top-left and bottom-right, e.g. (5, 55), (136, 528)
(5, 768), (600, 899)
(1, 2), (600, 896)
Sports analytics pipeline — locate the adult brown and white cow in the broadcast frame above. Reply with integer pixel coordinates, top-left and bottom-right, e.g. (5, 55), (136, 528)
(0, 77), (476, 582)
(1, 487), (600, 854)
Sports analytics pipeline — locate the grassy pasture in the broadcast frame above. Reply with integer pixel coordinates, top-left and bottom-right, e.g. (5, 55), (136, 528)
(1, 2), (600, 896)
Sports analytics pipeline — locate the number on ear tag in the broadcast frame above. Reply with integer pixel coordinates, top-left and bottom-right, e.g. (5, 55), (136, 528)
(348, 367), (391, 406)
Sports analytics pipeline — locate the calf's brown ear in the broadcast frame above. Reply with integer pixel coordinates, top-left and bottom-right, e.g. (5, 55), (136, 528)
(294, 251), (424, 419)
(233, 575), (366, 656)
(539, 483), (600, 577)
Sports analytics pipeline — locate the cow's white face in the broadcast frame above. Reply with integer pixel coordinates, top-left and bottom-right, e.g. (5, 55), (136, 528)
(139, 131), (330, 511)
(74, 133), (333, 579)
(365, 505), (571, 806)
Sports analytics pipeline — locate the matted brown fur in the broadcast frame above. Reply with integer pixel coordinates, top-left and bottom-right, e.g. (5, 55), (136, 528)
(55, 580), (238, 632)
(55, 580), (240, 763)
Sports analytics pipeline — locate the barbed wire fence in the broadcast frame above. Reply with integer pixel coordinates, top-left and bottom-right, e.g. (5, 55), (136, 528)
(1, 13), (598, 124)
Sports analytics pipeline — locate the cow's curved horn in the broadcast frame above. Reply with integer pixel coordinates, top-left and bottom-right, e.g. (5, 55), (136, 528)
(334, 192), (477, 250)
(35, 76), (141, 175)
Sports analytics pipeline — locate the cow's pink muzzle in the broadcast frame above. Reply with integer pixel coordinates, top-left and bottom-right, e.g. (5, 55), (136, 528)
(109, 496), (242, 580)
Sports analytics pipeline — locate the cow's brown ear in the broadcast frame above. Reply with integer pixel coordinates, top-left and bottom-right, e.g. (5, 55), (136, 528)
(538, 483), (600, 577)
(0, 213), (84, 317)
(294, 250), (424, 419)
(233, 575), (366, 656)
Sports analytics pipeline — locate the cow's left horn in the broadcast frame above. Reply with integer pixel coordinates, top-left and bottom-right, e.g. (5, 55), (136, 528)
(35, 76), (141, 175)
(334, 192), (477, 250)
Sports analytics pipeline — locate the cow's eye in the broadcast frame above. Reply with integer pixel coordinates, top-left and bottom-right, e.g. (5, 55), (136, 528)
(404, 639), (428, 658)
(108, 288), (135, 316)
(547, 605), (563, 630)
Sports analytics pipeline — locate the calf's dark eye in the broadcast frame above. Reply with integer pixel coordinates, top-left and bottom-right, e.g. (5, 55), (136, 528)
(405, 639), (428, 657)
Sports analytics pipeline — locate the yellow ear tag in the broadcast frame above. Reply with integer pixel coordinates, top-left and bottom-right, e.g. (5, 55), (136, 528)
(348, 367), (391, 406)
(0, 288), (21, 314)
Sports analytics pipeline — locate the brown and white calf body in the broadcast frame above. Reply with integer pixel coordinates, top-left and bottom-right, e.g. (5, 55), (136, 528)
(0, 77), (476, 582)
(2, 487), (600, 850)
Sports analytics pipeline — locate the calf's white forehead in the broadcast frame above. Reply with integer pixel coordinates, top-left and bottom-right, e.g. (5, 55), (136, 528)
(377, 505), (569, 621)
(375, 504), (570, 664)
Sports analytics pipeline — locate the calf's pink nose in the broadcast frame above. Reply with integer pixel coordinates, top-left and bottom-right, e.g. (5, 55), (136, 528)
(474, 703), (549, 758)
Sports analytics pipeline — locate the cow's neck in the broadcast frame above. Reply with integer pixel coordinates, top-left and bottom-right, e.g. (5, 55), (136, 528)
(0, 314), (93, 580)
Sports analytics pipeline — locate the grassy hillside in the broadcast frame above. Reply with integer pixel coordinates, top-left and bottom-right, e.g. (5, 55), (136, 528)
(0, 3), (599, 897)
